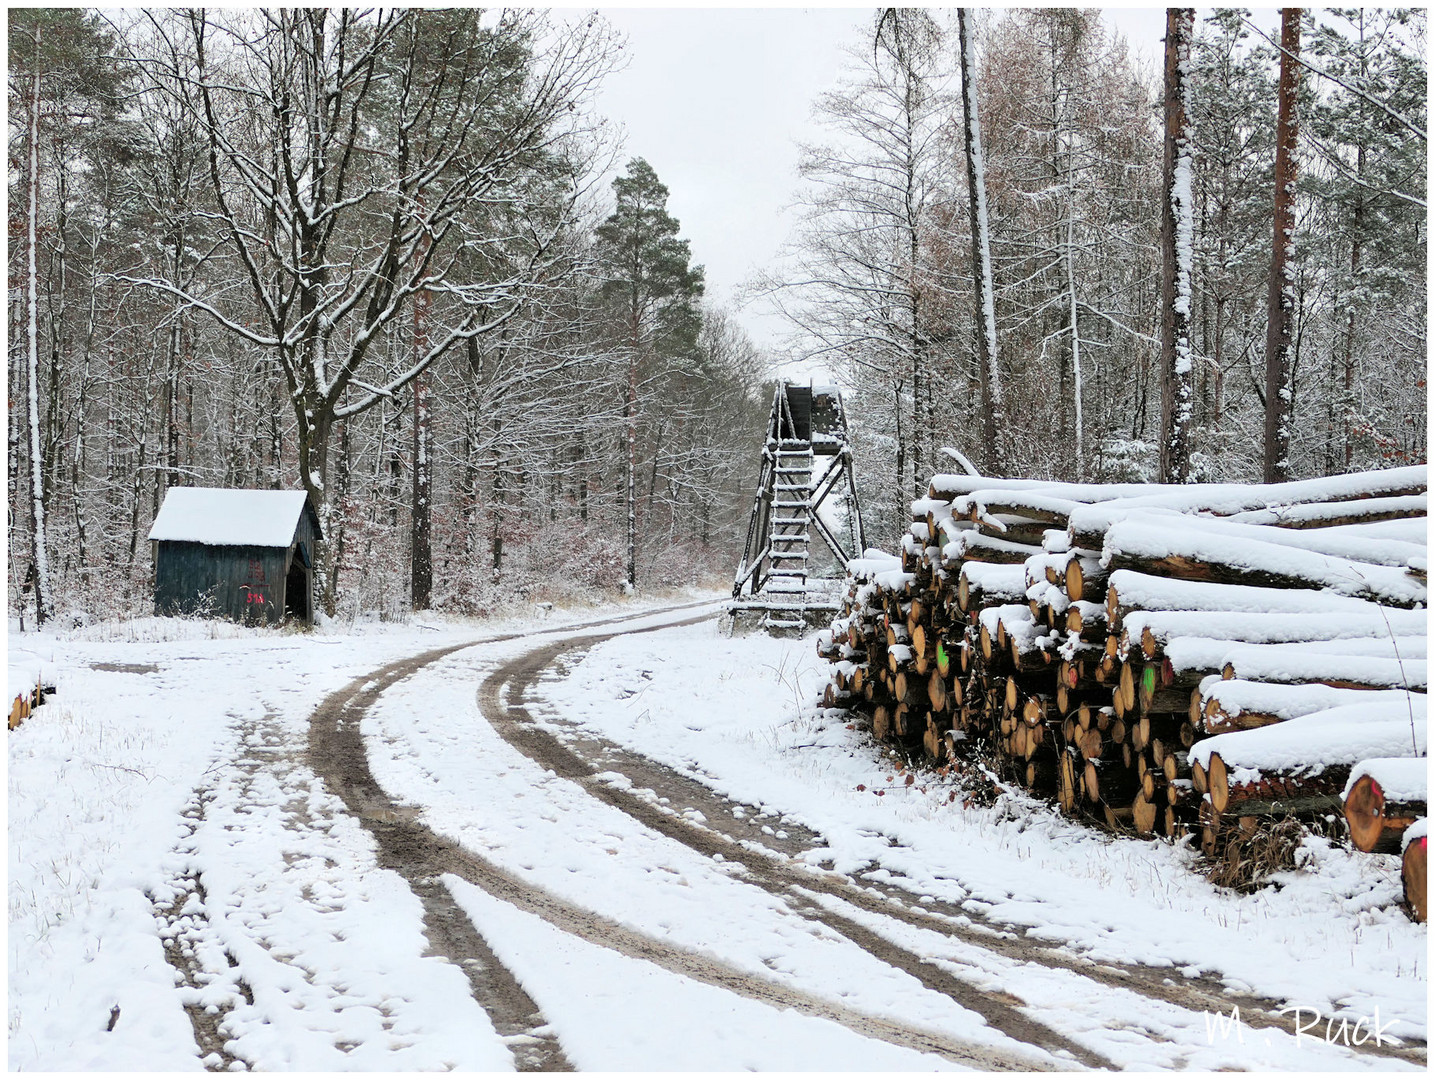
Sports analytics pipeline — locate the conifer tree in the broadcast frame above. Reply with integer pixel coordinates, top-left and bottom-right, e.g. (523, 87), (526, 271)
(595, 158), (704, 589)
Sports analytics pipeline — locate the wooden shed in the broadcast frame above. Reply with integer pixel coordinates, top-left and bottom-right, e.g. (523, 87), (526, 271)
(148, 487), (322, 626)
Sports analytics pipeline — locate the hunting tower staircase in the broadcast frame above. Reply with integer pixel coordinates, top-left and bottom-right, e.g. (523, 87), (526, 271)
(729, 382), (866, 634)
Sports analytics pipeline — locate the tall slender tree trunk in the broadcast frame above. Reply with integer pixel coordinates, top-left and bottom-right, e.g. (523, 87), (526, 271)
(1158, 8), (1196, 483)
(957, 8), (1004, 473)
(626, 357), (637, 590)
(8, 325), (21, 577)
(1065, 215), (1083, 477)
(72, 267), (100, 583)
(624, 279), (640, 591)
(577, 430), (589, 522)
(45, 170), (70, 512)
(491, 415), (505, 580)
(1342, 159), (1365, 469)
(892, 380), (905, 506)
(410, 315), (432, 610)
(26, 34), (52, 624)
(329, 417), (349, 606)
(1263, 8), (1302, 483)
(165, 320), (182, 492)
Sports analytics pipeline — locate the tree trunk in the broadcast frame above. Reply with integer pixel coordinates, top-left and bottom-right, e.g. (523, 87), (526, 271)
(330, 417), (349, 606)
(893, 380), (906, 511)
(26, 36), (52, 624)
(410, 330), (432, 610)
(577, 429), (589, 523)
(72, 263), (100, 584)
(626, 349), (638, 590)
(490, 408), (505, 582)
(1262, 8), (1302, 483)
(1342, 188), (1364, 469)
(1065, 216), (1083, 477)
(1158, 9), (1196, 483)
(957, 9), (1004, 473)
(165, 319), (182, 493)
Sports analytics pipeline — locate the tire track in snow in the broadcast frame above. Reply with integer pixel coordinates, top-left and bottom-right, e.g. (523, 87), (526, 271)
(308, 602), (1058, 1071)
(309, 643), (560, 1069)
(481, 633), (1108, 1070)
(485, 631), (1427, 1069)
(303, 598), (735, 1071)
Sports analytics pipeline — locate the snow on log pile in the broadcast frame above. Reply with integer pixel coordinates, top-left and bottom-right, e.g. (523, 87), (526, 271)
(8, 671), (53, 732)
(818, 464), (1428, 913)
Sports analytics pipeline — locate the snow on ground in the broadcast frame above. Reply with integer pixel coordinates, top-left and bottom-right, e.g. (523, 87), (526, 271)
(7, 596), (710, 1070)
(9, 599), (1426, 1070)
(536, 622), (1428, 1049)
(363, 646), (1039, 1067)
(445, 876), (961, 1071)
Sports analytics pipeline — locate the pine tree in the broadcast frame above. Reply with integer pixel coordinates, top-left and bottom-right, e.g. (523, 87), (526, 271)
(595, 158), (704, 590)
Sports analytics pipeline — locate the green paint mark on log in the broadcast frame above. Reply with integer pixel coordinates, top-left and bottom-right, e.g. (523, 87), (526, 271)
(1141, 665), (1157, 697)
(936, 640), (948, 668)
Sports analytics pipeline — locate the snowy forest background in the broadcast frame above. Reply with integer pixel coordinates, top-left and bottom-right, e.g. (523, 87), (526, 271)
(8, 8), (1427, 624)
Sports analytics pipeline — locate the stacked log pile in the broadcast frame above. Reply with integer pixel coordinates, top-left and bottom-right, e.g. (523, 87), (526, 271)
(820, 463), (1428, 911)
(9, 676), (52, 731)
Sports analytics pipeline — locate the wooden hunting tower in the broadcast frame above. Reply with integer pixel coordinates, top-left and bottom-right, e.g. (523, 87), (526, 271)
(149, 487), (322, 626)
(729, 382), (866, 634)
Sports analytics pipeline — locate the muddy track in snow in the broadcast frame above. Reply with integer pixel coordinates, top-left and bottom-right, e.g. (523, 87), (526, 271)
(152, 785), (250, 1073)
(482, 631), (1108, 1069)
(482, 631), (1427, 1068)
(307, 603), (1062, 1071)
(305, 601), (723, 1071)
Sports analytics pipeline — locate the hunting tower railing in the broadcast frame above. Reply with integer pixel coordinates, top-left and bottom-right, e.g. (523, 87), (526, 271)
(729, 382), (866, 634)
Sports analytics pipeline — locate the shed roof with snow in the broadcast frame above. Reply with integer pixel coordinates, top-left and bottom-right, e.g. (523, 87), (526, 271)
(149, 487), (322, 625)
(149, 487), (321, 548)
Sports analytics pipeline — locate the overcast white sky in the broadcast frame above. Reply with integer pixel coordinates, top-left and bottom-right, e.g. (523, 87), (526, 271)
(586, 7), (1177, 359)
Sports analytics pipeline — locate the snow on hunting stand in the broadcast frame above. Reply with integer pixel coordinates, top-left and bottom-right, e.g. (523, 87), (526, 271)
(729, 383), (866, 635)
(818, 463), (1429, 919)
(148, 488), (322, 627)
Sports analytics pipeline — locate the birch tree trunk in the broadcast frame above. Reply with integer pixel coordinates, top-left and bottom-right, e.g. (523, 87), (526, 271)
(1263, 8), (1302, 483)
(1159, 8), (1197, 483)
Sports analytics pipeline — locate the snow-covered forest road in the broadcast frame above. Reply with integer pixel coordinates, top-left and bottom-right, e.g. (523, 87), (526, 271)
(9, 601), (1427, 1070)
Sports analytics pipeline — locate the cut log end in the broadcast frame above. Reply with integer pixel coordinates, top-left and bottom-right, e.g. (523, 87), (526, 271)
(1208, 753), (1229, 815)
(1132, 794), (1157, 836)
(1344, 774), (1426, 854)
(1344, 774), (1387, 853)
(1403, 835), (1427, 923)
